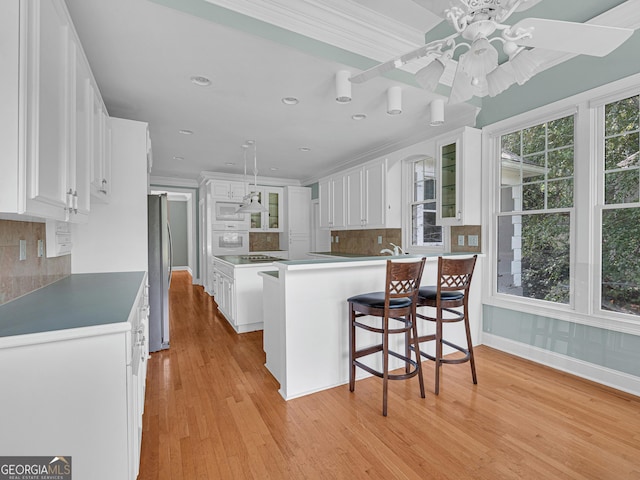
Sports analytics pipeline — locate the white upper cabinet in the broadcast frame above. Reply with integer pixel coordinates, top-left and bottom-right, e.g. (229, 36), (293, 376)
(435, 126), (482, 226)
(90, 89), (112, 203)
(0, 0), (110, 221)
(249, 186), (283, 232)
(210, 180), (247, 201)
(319, 175), (345, 230)
(323, 158), (392, 230)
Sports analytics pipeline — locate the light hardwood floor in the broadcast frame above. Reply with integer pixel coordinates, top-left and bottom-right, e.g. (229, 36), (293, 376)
(138, 271), (640, 479)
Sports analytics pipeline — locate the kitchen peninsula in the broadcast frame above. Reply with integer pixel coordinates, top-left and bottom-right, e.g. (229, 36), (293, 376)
(260, 254), (482, 400)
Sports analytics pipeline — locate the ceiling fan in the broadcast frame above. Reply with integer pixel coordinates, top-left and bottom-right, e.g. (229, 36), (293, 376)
(350, 0), (634, 103)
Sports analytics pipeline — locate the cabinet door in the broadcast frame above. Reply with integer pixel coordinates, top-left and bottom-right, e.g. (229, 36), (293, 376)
(318, 179), (332, 229)
(229, 181), (246, 201)
(345, 168), (364, 229)
(286, 187), (309, 235)
(437, 138), (461, 225)
(211, 180), (247, 200)
(90, 89), (111, 202)
(264, 187), (283, 231)
(363, 161), (385, 228)
(332, 176), (346, 229)
(23, 0), (72, 220)
(69, 40), (91, 221)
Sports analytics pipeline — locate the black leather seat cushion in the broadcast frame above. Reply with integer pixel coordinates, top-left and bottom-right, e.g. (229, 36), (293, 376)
(348, 292), (412, 309)
(418, 286), (464, 301)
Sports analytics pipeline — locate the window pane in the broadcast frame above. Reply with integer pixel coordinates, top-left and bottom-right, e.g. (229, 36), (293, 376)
(412, 203), (442, 245)
(602, 207), (640, 315)
(497, 213), (570, 303)
(501, 131), (521, 154)
(522, 153), (546, 183)
(605, 95), (639, 136)
(522, 182), (545, 210)
(605, 170), (640, 204)
(548, 147), (574, 179)
(548, 116), (574, 150)
(547, 179), (573, 209)
(522, 124), (546, 155)
(605, 132), (639, 171)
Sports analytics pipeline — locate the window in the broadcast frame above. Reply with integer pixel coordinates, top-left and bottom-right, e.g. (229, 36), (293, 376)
(497, 115), (574, 304)
(410, 158), (443, 247)
(601, 95), (640, 316)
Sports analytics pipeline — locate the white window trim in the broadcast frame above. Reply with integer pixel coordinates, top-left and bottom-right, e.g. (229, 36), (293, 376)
(482, 72), (640, 337)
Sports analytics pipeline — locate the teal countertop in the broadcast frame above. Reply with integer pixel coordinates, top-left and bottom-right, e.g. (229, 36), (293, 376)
(215, 255), (284, 266)
(0, 272), (146, 338)
(281, 252), (480, 267)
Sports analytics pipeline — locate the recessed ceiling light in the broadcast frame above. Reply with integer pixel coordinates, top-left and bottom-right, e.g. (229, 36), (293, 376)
(173, 156), (184, 161)
(190, 75), (212, 86)
(270, 167), (279, 171)
(351, 114), (367, 121)
(179, 129), (193, 135)
(299, 147), (311, 152)
(282, 97), (299, 105)
(225, 162), (235, 166)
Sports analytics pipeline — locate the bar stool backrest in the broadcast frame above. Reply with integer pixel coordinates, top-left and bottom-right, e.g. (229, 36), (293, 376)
(438, 256), (477, 294)
(386, 258), (426, 304)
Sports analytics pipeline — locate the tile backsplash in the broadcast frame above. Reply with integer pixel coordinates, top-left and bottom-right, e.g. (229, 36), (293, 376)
(0, 220), (71, 305)
(331, 229), (402, 256)
(250, 232), (281, 251)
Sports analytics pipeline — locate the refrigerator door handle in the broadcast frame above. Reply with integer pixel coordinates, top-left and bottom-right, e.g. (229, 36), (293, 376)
(167, 222), (173, 287)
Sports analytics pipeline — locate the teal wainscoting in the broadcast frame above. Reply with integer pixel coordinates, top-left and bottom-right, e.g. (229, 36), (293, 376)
(483, 305), (640, 378)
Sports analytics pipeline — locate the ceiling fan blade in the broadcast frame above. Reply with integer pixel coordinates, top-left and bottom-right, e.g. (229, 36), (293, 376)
(350, 34), (457, 84)
(512, 18), (634, 57)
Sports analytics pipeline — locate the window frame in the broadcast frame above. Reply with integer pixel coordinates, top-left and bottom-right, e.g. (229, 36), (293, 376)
(482, 73), (640, 336)
(401, 153), (448, 255)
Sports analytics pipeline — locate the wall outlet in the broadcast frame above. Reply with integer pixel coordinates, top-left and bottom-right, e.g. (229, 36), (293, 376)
(377, 236), (383, 244)
(19, 239), (27, 261)
(468, 235), (479, 247)
(37, 239), (44, 258)
(457, 235), (465, 247)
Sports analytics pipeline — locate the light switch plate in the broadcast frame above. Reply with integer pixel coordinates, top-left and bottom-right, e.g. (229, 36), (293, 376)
(335, 236), (339, 243)
(457, 235), (465, 246)
(468, 235), (479, 247)
(377, 236), (383, 244)
(37, 239), (44, 257)
(19, 239), (26, 261)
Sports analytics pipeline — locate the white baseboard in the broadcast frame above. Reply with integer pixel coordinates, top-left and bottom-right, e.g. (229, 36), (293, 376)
(171, 266), (192, 275)
(482, 333), (640, 397)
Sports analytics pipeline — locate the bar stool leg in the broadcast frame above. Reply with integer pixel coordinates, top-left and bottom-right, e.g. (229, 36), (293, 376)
(411, 310), (426, 399)
(382, 315), (390, 417)
(464, 309), (477, 385)
(349, 304), (356, 392)
(435, 311), (443, 395)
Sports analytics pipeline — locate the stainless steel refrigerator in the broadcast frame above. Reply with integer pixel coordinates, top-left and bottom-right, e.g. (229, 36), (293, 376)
(148, 193), (172, 352)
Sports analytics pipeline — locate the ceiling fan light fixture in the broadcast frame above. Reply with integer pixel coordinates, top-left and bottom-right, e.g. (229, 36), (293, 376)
(486, 62), (517, 97)
(335, 70), (352, 103)
(459, 37), (499, 80)
(509, 49), (541, 85)
(415, 57), (446, 91)
(448, 67), (475, 105)
(386, 86), (402, 115)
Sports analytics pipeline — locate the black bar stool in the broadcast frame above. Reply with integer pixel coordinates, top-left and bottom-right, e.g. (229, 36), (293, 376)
(414, 255), (477, 395)
(348, 258), (426, 416)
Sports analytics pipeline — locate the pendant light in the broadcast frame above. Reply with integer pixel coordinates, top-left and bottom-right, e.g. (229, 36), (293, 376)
(237, 141), (267, 213)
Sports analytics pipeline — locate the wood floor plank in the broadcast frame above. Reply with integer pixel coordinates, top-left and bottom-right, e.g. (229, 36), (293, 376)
(138, 272), (640, 479)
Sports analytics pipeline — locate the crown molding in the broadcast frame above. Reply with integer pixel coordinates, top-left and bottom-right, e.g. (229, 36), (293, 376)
(203, 0), (427, 63)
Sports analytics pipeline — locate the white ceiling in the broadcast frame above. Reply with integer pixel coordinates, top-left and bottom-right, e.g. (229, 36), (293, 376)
(64, 0), (634, 184)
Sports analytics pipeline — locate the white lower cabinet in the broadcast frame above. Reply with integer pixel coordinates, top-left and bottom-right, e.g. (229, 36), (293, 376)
(0, 273), (148, 480)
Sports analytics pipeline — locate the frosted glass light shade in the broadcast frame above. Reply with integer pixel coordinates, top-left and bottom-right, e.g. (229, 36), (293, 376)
(415, 57), (446, 90)
(486, 62), (516, 97)
(459, 37), (499, 80)
(448, 66), (475, 104)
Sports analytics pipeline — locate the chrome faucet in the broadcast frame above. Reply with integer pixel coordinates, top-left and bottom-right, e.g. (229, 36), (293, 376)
(380, 243), (404, 256)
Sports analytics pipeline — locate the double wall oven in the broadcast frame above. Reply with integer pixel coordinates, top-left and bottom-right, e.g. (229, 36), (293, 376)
(212, 201), (250, 255)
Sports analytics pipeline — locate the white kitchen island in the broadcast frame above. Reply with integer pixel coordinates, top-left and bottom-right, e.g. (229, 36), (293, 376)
(260, 254), (483, 400)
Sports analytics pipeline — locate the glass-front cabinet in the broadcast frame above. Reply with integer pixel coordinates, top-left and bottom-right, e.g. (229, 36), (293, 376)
(250, 186), (283, 232)
(435, 127), (482, 226)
